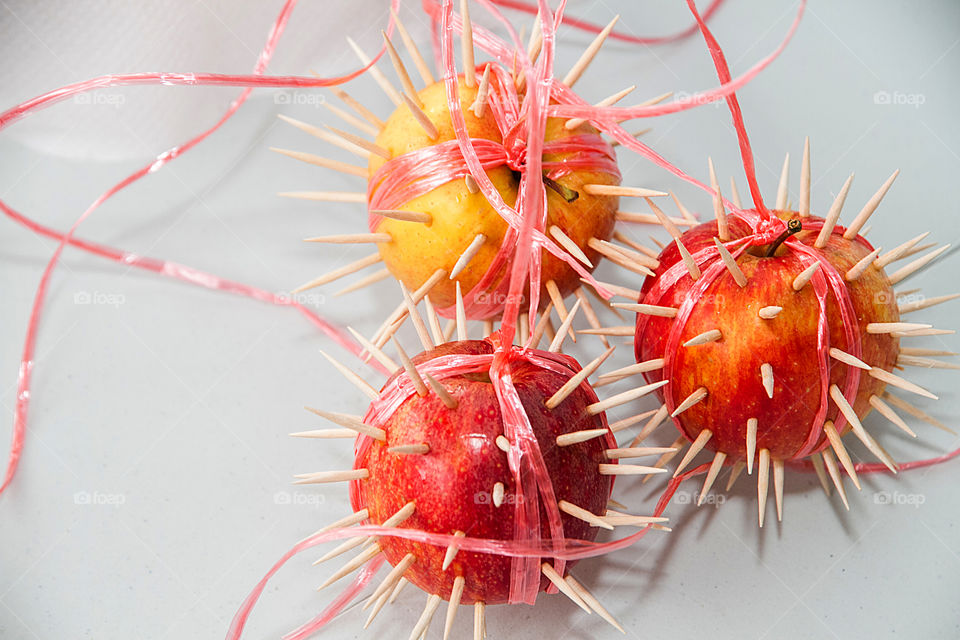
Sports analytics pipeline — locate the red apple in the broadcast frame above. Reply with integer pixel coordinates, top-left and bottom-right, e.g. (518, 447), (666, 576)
(633, 208), (919, 522)
(353, 338), (613, 606)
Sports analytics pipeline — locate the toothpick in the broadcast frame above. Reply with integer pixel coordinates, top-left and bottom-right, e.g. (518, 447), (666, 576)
(563, 15), (619, 88)
(319, 543), (382, 590)
(346, 37), (403, 105)
(898, 355), (960, 370)
(772, 458), (785, 521)
(844, 247), (883, 281)
(887, 245), (951, 285)
(630, 405), (670, 444)
(327, 124), (390, 159)
(586, 380), (669, 415)
(289, 428), (356, 439)
(442, 531), (466, 571)
(541, 563), (591, 612)
(371, 209), (432, 224)
(566, 84), (636, 130)
(775, 153), (790, 210)
(330, 87), (386, 130)
(564, 575), (625, 633)
(278, 190), (366, 203)
(882, 392), (954, 434)
(746, 418), (758, 474)
(549, 225), (593, 267)
(760, 363), (774, 398)
(347, 326), (400, 372)
(460, 0), (476, 86)
(810, 452), (832, 498)
(599, 463), (668, 476)
(708, 158), (729, 240)
(898, 292), (960, 314)
(605, 446), (677, 459)
(641, 434), (686, 482)
(612, 302), (678, 318)
(614, 230), (661, 259)
(712, 237), (747, 286)
(319, 350), (380, 400)
(293, 468), (369, 485)
(830, 384), (899, 472)
(844, 170), (899, 239)
(424, 373), (458, 409)
(558, 499), (614, 530)
(400, 281), (435, 351)
(867, 368), (937, 399)
(828, 347), (870, 370)
(276, 114), (371, 159)
(473, 602), (485, 640)
(697, 451), (727, 505)
(675, 237), (701, 280)
(393, 338), (428, 396)
(365, 552), (416, 611)
(868, 394), (916, 437)
(545, 279), (573, 338)
(729, 177), (743, 209)
(546, 346), (614, 409)
(305, 406), (385, 440)
(423, 295), (445, 346)
(556, 428), (608, 447)
(548, 298), (582, 352)
(294, 253), (382, 293)
(401, 93), (439, 139)
(596, 358), (664, 385)
(305, 232), (392, 244)
(580, 277), (641, 301)
(673, 429), (712, 477)
(470, 64), (492, 117)
(450, 233), (487, 279)
(583, 184), (668, 198)
(455, 282), (468, 341)
(270, 147), (367, 177)
(671, 386), (708, 417)
(814, 173), (854, 248)
(799, 137), (811, 217)
(757, 448), (770, 527)
(683, 329), (722, 347)
(874, 232), (929, 268)
(820, 449), (850, 510)
(528, 301), (555, 349)
(388, 443), (432, 455)
(389, 577), (409, 603)
(866, 322), (931, 334)
(586, 239), (654, 276)
(334, 268), (390, 297)
(725, 460), (746, 491)
(443, 576), (465, 640)
(322, 99), (380, 137)
(791, 261), (821, 291)
(574, 288), (609, 348)
(823, 421), (861, 489)
(389, 7), (435, 85)
(408, 593), (442, 640)
(899, 347), (959, 357)
(301, 508), (369, 545)
(382, 30), (423, 107)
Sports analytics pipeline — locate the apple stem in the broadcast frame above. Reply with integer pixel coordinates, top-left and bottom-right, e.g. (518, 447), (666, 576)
(543, 174), (580, 202)
(765, 218), (802, 257)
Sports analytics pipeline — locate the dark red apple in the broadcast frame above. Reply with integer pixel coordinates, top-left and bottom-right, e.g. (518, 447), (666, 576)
(354, 338), (613, 607)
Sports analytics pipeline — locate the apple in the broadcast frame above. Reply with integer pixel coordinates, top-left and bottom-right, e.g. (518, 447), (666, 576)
(367, 74), (620, 317)
(633, 209), (912, 519)
(353, 338), (612, 606)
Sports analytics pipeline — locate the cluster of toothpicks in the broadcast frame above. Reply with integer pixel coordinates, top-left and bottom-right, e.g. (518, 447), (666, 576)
(235, 2), (957, 639)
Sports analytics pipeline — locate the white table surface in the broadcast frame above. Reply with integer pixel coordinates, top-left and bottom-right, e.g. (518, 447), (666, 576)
(1, 1), (958, 639)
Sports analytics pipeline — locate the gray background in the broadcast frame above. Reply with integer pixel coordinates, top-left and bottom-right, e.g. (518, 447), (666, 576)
(1, 1), (958, 639)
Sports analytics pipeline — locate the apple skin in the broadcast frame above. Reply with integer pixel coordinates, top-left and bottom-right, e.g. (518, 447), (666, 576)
(355, 339), (612, 604)
(634, 211), (900, 462)
(368, 76), (619, 317)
